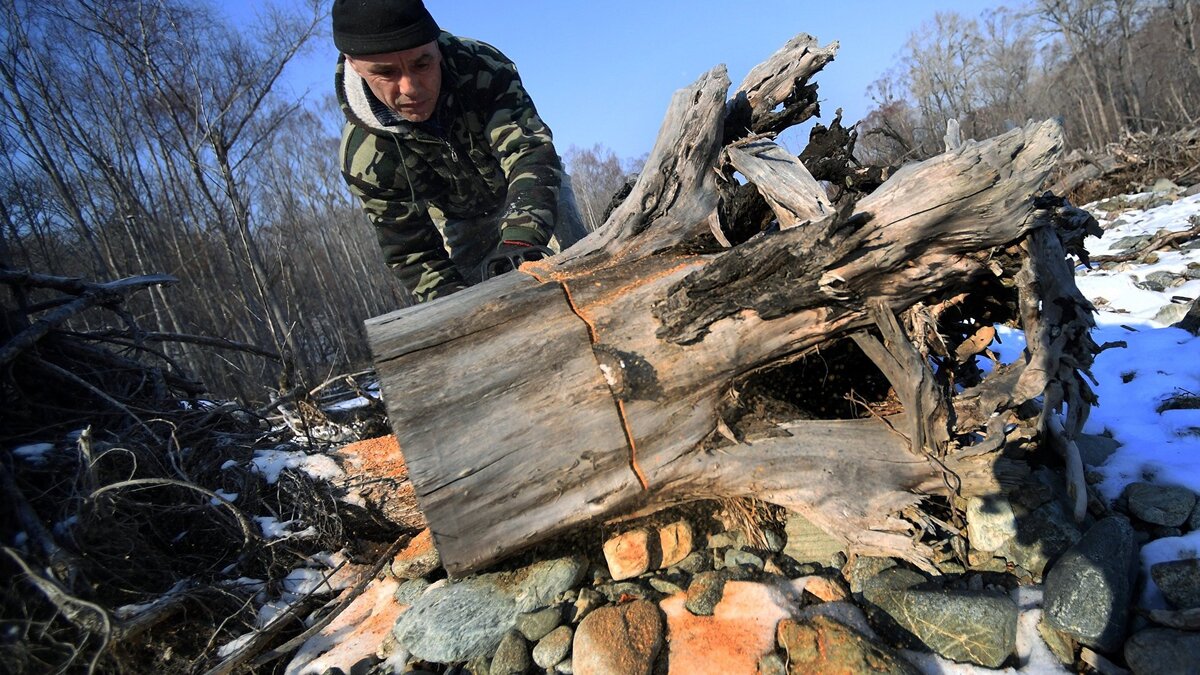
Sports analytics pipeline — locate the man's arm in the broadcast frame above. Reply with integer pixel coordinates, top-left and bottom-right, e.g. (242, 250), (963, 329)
(476, 48), (562, 247)
(341, 126), (464, 303)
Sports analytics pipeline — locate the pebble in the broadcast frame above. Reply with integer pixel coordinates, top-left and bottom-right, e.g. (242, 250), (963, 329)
(671, 549), (712, 575)
(1125, 482), (1197, 527)
(571, 588), (605, 624)
(1150, 559), (1200, 610)
(724, 548), (765, 571)
(685, 571), (726, 616)
(532, 625), (573, 670)
(1124, 627), (1200, 675)
(602, 529), (651, 581)
(657, 520), (694, 568)
(515, 606), (563, 642)
(489, 630), (532, 675)
(865, 587), (1018, 668)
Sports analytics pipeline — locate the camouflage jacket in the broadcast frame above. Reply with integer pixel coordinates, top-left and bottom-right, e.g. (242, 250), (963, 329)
(336, 32), (563, 302)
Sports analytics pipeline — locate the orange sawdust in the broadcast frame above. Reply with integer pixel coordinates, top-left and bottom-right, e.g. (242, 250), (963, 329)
(396, 528), (434, 561)
(332, 435), (426, 530)
(336, 434), (407, 480)
(661, 580), (802, 675)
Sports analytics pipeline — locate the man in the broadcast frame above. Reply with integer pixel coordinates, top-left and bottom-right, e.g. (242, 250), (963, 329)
(333, 0), (587, 303)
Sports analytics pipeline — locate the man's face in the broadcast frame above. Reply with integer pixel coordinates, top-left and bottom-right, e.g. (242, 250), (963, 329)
(346, 41), (442, 123)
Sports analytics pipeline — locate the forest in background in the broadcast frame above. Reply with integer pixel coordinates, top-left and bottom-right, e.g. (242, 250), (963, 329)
(1, 0), (1198, 402)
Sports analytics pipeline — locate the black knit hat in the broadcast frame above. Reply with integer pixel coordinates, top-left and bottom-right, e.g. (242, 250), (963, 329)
(333, 0), (440, 55)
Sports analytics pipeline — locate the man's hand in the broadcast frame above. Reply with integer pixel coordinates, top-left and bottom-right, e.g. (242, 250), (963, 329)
(479, 240), (553, 280)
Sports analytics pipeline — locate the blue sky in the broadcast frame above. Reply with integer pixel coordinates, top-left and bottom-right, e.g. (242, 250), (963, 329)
(220, 0), (1007, 159)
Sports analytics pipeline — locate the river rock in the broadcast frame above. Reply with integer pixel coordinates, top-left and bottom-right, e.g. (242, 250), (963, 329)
(658, 520), (694, 568)
(967, 495), (1019, 552)
(1124, 627), (1200, 675)
(603, 529), (651, 581)
(490, 630), (532, 675)
(866, 587), (1018, 668)
(685, 570), (727, 616)
(1043, 516), (1137, 652)
(571, 588), (604, 624)
(671, 549), (712, 575)
(1125, 482), (1197, 527)
(1151, 559), (1200, 609)
(532, 625), (573, 670)
(1075, 434), (1121, 467)
(573, 601), (663, 675)
(392, 556), (586, 663)
(516, 605), (563, 642)
(997, 501), (1082, 580)
(724, 548), (765, 572)
(776, 615), (921, 675)
(783, 512), (845, 567)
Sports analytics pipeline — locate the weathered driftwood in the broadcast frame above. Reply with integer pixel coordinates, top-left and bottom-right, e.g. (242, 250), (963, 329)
(366, 34), (1097, 576)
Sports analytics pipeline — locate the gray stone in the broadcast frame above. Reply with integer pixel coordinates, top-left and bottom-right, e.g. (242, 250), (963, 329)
(515, 606), (563, 642)
(865, 588), (1018, 668)
(783, 512), (845, 567)
(1126, 482), (1197, 527)
(764, 553), (819, 579)
(777, 616), (921, 674)
(1151, 559), (1200, 610)
(647, 577), (685, 595)
(684, 570), (726, 616)
(1146, 270), (1183, 288)
(762, 528), (786, 553)
(392, 556), (586, 663)
(1112, 234), (1154, 252)
(671, 549), (712, 575)
(1037, 618), (1077, 666)
(756, 652), (787, 675)
(845, 556), (899, 595)
(1189, 501), (1200, 532)
(595, 581), (655, 603)
(1076, 434), (1121, 468)
(1044, 517), (1137, 652)
(490, 631), (532, 675)
(967, 495), (1019, 552)
(997, 501), (1082, 580)
(1124, 627), (1200, 675)
(1155, 302), (1192, 326)
(1151, 178), (1181, 193)
(395, 578), (431, 606)
(554, 660), (573, 674)
(723, 548), (765, 571)
(531, 626), (572, 670)
(707, 530), (744, 549)
(1184, 183), (1200, 198)
(571, 588), (604, 624)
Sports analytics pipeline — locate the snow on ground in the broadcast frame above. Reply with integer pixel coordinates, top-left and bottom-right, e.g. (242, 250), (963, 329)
(1017, 188), (1200, 631)
(248, 445), (345, 485)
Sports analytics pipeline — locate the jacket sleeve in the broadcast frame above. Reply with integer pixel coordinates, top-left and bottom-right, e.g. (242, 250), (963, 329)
(477, 49), (562, 246)
(340, 125), (465, 303)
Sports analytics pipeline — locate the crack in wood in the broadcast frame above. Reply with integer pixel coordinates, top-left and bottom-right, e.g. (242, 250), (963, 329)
(520, 267), (650, 491)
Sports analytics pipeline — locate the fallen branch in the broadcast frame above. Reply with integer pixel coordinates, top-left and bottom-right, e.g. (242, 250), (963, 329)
(1091, 216), (1200, 264)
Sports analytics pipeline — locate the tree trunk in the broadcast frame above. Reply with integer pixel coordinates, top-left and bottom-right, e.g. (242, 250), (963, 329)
(366, 34), (1097, 577)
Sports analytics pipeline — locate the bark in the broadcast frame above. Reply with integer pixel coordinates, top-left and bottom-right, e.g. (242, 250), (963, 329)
(366, 34), (1094, 577)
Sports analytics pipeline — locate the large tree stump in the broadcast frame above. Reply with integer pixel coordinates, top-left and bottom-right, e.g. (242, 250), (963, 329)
(366, 34), (1099, 577)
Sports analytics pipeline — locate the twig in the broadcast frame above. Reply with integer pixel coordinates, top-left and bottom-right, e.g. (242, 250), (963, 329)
(32, 356), (158, 438)
(2, 547), (110, 674)
(88, 479), (259, 548)
(249, 534), (410, 668)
